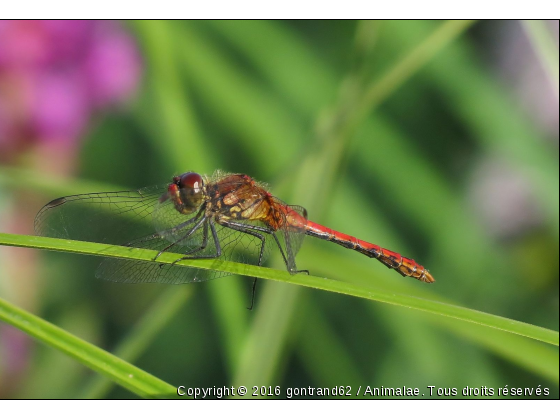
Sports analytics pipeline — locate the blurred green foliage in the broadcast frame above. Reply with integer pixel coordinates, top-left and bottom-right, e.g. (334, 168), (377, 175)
(0, 20), (558, 399)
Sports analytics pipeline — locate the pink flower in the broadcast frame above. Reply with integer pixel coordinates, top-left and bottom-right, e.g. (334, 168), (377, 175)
(31, 70), (88, 143)
(0, 20), (142, 161)
(85, 22), (141, 107)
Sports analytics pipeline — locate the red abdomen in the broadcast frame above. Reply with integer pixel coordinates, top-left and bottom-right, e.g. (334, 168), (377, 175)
(304, 221), (434, 283)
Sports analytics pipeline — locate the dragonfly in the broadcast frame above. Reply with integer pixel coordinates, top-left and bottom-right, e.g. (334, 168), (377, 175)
(35, 171), (434, 309)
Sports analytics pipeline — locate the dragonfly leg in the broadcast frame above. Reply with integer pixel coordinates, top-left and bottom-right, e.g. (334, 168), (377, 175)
(154, 215), (207, 261)
(130, 205), (205, 250)
(216, 220), (309, 304)
(249, 278), (258, 311)
(167, 218), (222, 266)
(217, 219), (268, 311)
(156, 224), (206, 268)
(171, 219), (209, 261)
(162, 205), (205, 237)
(215, 221), (295, 273)
(273, 233), (309, 276)
(271, 232), (291, 270)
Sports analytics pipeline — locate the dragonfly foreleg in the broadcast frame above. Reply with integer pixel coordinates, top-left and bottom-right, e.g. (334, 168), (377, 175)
(176, 218), (209, 258)
(154, 213), (207, 260)
(167, 218), (222, 267)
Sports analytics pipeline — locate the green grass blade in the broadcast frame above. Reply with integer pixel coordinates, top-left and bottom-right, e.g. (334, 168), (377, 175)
(428, 313), (559, 383)
(293, 19), (476, 214)
(303, 244), (559, 382)
(129, 21), (251, 371)
(297, 297), (367, 389)
(205, 20), (336, 114)
(174, 23), (305, 178)
(231, 281), (301, 394)
(394, 20), (559, 235)
(230, 20), (478, 391)
(1, 232), (557, 346)
(78, 287), (193, 398)
(0, 293), (177, 399)
(349, 20), (476, 130)
(0, 166), (248, 377)
(130, 20), (211, 172)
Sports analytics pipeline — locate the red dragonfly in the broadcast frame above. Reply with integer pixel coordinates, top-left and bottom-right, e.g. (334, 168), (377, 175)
(35, 171), (434, 308)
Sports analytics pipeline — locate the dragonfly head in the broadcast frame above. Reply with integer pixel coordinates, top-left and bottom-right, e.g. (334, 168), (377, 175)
(161, 172), (205, 214)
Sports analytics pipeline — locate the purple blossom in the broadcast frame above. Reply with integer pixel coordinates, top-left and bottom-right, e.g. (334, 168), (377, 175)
(31, 70), (88, 143)
(0, 20), (142, 161)
(85, 23), (141, 106)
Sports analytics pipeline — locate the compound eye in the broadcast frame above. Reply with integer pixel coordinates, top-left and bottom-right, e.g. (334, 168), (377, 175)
(178, 172), (203, 193)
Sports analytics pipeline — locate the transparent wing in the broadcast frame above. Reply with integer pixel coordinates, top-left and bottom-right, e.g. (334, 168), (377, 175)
(216, 219), (275, 267)
(152, 195), (204, 245)
(285, 204), (307, 256)
(96, 219), (274, 284)
(34, 186), (168, 245)
(270, 199), (307, 274)
(34, 186), (213, 284)
(96, 225), (218, 284)
(34, 186), (276, 284)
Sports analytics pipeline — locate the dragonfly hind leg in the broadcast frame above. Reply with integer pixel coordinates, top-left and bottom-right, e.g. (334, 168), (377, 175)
(217, 219), (269, 310)
(217, 220), (310, 309)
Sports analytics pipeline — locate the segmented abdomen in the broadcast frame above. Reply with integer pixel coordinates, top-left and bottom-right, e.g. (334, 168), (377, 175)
(304, 221), (434, 283)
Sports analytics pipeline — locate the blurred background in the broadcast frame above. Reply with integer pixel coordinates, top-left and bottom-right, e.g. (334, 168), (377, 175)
(0, 20), (558, 399)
